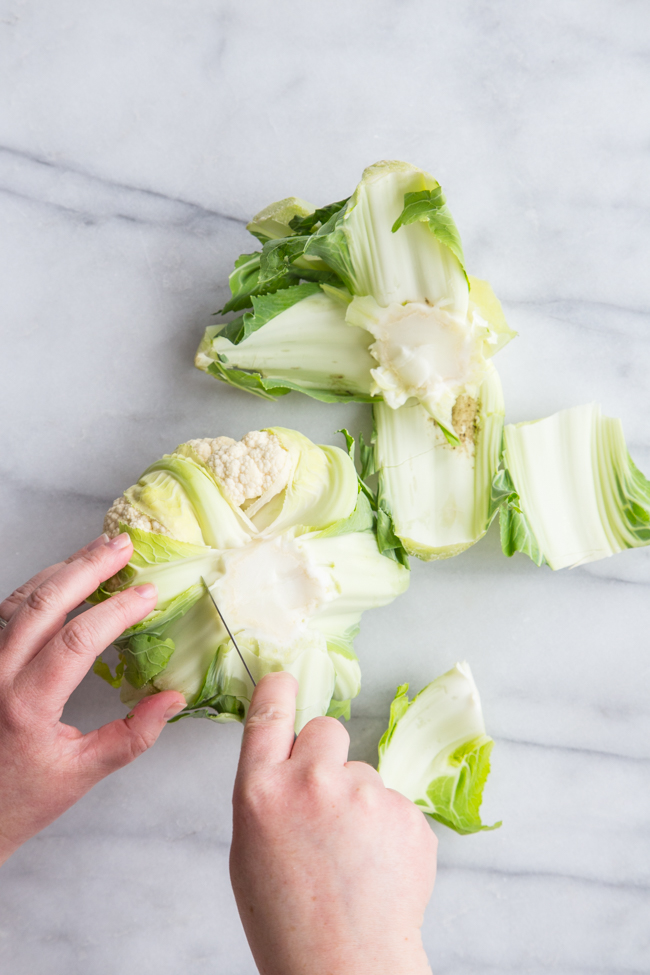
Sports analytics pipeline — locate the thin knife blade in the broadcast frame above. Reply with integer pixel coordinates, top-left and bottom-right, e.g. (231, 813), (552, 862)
(200, 577), (257, 687)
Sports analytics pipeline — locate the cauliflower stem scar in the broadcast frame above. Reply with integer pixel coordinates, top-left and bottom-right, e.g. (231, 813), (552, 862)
(346, 295), (498, 434)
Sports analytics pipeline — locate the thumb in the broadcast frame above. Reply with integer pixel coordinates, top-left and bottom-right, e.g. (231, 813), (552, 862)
(79, 691), (186, 778)
(236, 672), (298, 779)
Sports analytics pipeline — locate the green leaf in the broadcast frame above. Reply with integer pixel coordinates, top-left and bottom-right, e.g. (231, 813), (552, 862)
(206, 359), (376, 405)
(303, 207), (356, 292)
(338, 427), (355, 463)
(499, 503), (545, 566)
(317, 491), (374, 538)
(206, 359), (293, 400)
(423, 737), (502, 835)
(489, 468), (545, 566)
(93, 653), (125, 689)
(336, 428), (377, 509)
(220, 283), (322, 346)
(439, 422), (461, 447)
(118, 587), (204, 645)
(169, 698), (245, 724)
(289, 198), (350, 236)
(123, 634), (176, 689)
(376, 469), (410, 568)
(168, 649), (246, 723)
(260, 235), (310, 281)
(377, 683), (410, 759)
(488, 466), (518, 520)
(220, 252), (265, 314)
(359, 433), (376, 481)
(391, 188), (468, 284)
(625, 456), (650, 540)
(220, 238), (310, 315)
(326, 698), (352, 720)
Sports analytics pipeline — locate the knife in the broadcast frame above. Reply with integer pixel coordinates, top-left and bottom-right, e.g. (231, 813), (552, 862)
(200, 577), (257, 688)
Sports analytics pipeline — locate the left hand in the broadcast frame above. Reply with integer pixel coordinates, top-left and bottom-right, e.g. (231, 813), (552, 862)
(0, 532), (186, 865)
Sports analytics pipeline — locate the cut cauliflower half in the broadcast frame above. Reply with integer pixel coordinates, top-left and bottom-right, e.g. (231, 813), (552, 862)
(186, 430), (291, 508)
(103, 497), (172, 539)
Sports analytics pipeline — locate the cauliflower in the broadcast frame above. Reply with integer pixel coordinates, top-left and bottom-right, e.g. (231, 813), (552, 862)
(104, 430), (291, 538)
(91, 426), (410, 733)
(185, 430), (291, 508)
(103, 497), (172, 539)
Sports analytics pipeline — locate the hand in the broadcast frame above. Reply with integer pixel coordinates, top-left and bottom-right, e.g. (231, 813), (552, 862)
(0, 533), (186, 865)
(230, 673), (437, 975)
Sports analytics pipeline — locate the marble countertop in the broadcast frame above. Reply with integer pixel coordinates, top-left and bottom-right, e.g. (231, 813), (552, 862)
(1, 2), (649, 972)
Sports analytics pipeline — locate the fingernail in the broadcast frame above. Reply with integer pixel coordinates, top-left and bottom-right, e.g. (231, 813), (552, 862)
(164, 700), (185, 720)
(133, 583), (157, 599)
(109, 532), (131, 550)
(87, 533), (109, 552)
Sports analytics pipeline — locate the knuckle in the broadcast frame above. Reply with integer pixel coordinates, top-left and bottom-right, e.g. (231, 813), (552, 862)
(124, 726), (157, 760)
(311, 715), (350, 743)
(59, 620), (93, 658)
(95, 725), (157, 773)
(301, 764), (332, 797)
(236, 774), (275, 813)
(408, 801), (434, 838)
(7, 581), (35, 606)
(25, 583), (61, 616)
(0, 584), (33, 619)
(246, 703), (294, 726)
(0, 691), (32, 735)
(350, 779), (378, 810)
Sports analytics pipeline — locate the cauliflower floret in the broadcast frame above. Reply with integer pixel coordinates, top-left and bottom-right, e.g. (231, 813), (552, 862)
(185, 436), (236, 464)
(103, 496), (173, 539)
(186, 431), (291, 507)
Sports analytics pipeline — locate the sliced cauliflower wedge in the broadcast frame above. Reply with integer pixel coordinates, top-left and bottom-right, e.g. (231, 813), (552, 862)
(94, 427), (410, 732)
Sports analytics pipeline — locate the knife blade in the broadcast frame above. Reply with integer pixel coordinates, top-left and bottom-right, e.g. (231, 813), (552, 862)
(200, 577), (257, 688)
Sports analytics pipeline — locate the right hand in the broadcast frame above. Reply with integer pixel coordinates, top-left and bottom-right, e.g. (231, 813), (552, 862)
(230, 672), (437, 975)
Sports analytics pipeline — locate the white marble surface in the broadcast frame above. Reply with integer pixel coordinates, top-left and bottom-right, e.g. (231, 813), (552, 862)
(1, 1), (650, 972)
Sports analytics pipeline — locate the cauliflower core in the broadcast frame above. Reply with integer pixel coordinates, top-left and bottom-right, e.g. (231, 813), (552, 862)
(212, 535), (331, 653)
(186, 430), (291, 507)
(103, 430), (291, 539)
(347, 296), (493, 433)
(365, 302), (487, 418)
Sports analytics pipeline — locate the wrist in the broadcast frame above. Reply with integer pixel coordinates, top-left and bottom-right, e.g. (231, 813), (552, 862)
(342, 939), (431, 975)
(268, 934), (431, 975)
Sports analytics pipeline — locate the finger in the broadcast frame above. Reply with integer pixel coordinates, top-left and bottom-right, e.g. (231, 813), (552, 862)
(18, 584), (159, 711)
(236, 672), (298, 775)
(344, 760), (383, 783)
(1, 533), (134, 672)
(0, 534), (108, 623)
(290, 715), (350, 767)
(77, 691), (186, 779)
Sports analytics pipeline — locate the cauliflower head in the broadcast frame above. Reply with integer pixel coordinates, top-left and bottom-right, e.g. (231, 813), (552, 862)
(94, 427), (409, 732)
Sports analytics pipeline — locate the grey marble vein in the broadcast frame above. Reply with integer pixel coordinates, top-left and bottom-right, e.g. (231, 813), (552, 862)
(0, 143), (246, 227)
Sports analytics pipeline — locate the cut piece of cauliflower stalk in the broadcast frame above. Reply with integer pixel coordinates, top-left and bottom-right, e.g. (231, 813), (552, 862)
(97, 428), (409, 732)
(197, 160), (516, 442)
(195, 161), (516, 564)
